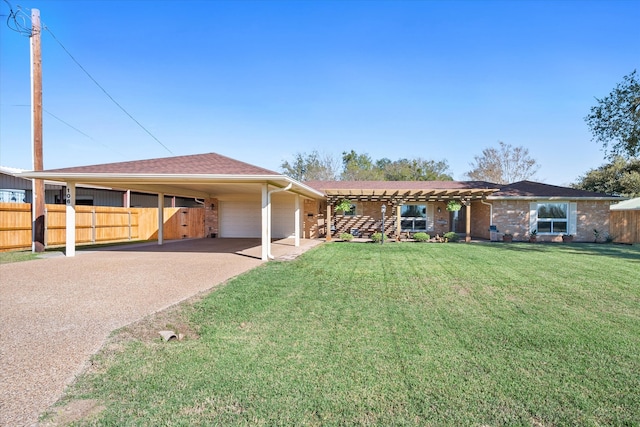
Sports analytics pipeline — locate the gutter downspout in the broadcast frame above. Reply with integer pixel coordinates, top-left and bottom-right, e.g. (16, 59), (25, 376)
(267, 183), (292, 259)
(480, 198), (494, 240)
(480, 198), (493, 225)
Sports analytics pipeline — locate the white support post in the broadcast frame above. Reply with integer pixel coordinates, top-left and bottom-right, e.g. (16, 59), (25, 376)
(261, 184), (269, 261)
(65, 183), (76, 257)
(294, 195), (301, 247)
(158, 192), (164, 245)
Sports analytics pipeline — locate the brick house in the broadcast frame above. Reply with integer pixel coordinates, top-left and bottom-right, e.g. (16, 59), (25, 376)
(305, 180), (623, 243)
(20, 153), (624, 258)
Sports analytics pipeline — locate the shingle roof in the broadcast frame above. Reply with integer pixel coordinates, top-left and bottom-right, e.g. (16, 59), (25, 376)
(305, 180), (499, 191)
(40, 152), (280, 176)
(490, 180), (622, 199)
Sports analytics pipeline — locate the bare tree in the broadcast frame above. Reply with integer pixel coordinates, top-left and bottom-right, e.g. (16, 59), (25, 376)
(280, 150), (340, 181)
(465, 141), (539, 184)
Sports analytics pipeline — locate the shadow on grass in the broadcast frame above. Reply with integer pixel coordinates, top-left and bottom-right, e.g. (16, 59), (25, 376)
(487, 241), (640, 262)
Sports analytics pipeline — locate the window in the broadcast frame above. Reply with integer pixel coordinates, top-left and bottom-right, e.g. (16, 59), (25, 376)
(342, 203), (358, 216)
(536, 203), (568, 234)
(400, 204), (434, 232)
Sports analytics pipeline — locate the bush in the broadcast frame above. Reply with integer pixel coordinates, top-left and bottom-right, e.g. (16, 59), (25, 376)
(339, 232), (354, 241)
(370, 232), (388, 243)
(413, 232), (431, 242)
(443, 232), (460, 242)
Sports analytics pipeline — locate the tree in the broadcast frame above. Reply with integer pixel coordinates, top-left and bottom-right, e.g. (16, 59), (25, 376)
(585, 70), (640, 159)
(379, 158), (453, 181)
(340, 150), (384, 181)
(572, 156), (640, 197)
(280, 150), (340, 181)
(465, 141), (540, 184)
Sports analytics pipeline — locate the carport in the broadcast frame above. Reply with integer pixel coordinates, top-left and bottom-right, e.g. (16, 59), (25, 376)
(20, 153), (325, 260)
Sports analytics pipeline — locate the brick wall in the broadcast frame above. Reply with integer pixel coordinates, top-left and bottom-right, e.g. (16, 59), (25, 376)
(575, 201), (611, 242)
(490, 199), (612, 242)
(329, 201), (451, 239)
(204, 198), (219, 237)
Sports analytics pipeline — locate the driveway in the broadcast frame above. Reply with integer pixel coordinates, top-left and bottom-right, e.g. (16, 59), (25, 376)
(0, 238), (321, 427)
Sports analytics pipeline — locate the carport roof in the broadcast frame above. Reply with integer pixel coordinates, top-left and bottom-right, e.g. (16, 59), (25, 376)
(19, 152), (325, 200)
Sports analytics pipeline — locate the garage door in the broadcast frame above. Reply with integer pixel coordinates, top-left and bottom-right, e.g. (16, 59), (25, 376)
(219, 201), (261, 238)
(272, 198), (295, 238)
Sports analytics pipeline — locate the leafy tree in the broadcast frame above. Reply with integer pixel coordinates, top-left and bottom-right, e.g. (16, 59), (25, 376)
(280, 150), (339, 181)
(572, 156), (640, 197)
(585, 70), (640, 159)
(341, 150), (384, 181)
(465, 141), (539, 184)
(380, 158), (452, 181)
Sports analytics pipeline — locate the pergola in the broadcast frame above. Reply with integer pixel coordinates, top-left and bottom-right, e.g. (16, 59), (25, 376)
(321, 185), (500, 242)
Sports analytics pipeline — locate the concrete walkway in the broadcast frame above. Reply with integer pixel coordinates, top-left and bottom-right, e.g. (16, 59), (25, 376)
(0, 238), (322, 427)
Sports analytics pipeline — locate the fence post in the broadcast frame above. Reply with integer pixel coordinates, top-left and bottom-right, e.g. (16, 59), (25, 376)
(44, 206), (48, 248)
(92, 208), (96, 243)
(128, 211), (132, 240)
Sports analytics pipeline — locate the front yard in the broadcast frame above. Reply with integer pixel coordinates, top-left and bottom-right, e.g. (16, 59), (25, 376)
(52, 242), (639, 426)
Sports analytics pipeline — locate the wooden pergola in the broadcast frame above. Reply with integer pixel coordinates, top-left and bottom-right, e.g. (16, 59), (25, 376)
(324, 187), (499, 242)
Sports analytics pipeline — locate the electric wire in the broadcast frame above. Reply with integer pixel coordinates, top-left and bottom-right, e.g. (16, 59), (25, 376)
(42, 25), (174, 155)
(6, 104), (128, 158)
(2, 0), (174, 156)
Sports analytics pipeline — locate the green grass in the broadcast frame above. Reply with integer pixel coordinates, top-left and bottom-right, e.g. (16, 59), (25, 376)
(63, 243), (639, 426)
(0, 250), (40, 263)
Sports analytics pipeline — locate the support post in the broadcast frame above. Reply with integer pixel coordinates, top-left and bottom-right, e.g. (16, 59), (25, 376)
(31, 9), (44, 253)
(325, 203), (332, 241)
(261, 184), (269, 261)
(158, 193), (164, 245)
(294, 194), (300, 247)
(65, 183), (76, 257)
(465, 201), (471, 242)
(396, 205), (402, 241)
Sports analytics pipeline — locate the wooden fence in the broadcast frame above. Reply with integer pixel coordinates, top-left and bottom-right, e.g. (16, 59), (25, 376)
(0, 203), (205, 251)
(610, 210), (640, 244)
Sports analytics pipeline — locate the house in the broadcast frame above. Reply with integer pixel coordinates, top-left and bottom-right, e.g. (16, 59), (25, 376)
(18, 152), (624, 258)
(19, 153), (326, 259)
(304, 180), (623, 243)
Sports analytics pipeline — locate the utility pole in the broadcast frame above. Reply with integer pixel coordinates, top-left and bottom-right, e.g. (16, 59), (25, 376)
(31, 8), (45, 252)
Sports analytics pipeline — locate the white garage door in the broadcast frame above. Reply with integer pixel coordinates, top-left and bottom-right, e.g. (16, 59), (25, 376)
(219, 201), (261, 238)
(272, 197), (295, 238)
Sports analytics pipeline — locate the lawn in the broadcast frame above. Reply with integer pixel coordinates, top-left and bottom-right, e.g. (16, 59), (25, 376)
(57, 243), (639, 426)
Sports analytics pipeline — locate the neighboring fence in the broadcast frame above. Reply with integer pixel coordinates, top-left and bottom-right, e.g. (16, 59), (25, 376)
(0, 203), (205, 251)
(610, 210), (640, 244)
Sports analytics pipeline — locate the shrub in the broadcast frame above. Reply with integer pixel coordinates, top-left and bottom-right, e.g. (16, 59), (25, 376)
(370, 232), (388, 243)
(413, 232), (431, 242)
(443, 232), (460, 242)
(339, 232), (354, 241)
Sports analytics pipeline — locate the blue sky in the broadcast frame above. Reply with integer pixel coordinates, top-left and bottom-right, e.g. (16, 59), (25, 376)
(1, 0), (638, 185)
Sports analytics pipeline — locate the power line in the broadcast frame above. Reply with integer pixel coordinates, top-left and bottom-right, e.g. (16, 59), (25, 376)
(2, 4), (174, 155)
(6, 104), (128, 158)
(2, 0), (31, 36)
(42, 24), (175, 156)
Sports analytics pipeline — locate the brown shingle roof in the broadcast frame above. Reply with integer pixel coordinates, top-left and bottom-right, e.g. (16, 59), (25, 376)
(491, 181), (622, 198)
(305, 180), (499, 192)
(41, 152), (279, 176)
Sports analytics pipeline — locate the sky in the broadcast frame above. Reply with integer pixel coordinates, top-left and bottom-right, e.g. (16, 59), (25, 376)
(1, 0), (638, 186)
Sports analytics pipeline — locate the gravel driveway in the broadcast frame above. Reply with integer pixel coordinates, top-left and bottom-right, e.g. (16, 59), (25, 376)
(0, 238), (321, 427)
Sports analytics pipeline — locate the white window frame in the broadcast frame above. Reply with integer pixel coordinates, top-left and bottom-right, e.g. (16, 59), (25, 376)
(530, 201), (577, 235)
(400, 204), (434, 232)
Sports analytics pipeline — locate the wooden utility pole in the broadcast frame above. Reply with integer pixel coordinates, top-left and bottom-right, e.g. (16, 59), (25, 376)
(31, 8), (45, 252)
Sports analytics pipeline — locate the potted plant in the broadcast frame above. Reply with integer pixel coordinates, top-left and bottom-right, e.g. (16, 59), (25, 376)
(502, 233), (513, 243)
(446, 200), (462, 212)
(562, 234), (574, 243)
(529, 230), (537, 243)
(334, 199), (352, 214)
